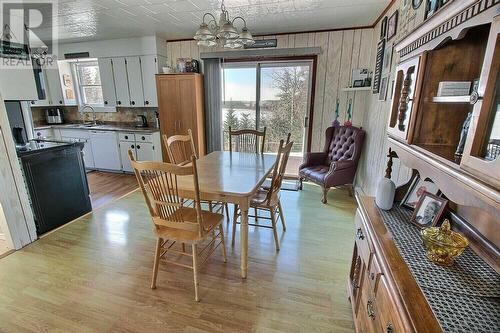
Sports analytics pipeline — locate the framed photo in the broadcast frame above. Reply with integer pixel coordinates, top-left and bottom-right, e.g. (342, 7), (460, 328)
(401, 176), (440, 209)
(378, 76), (388, 101)
(380, 16), (388, 39)
(411, 192), (448, 228)
(387, 10), (399, 41)
(353, 80), (364, 88)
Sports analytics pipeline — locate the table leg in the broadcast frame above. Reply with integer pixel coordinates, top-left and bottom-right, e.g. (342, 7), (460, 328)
(239, 199), (249, 279)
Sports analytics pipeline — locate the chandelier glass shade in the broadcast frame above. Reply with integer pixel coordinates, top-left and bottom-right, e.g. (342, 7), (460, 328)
(193, 1), (255, 49)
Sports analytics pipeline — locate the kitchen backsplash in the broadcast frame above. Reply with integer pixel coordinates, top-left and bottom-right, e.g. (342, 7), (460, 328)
(31, 106), (158, 127)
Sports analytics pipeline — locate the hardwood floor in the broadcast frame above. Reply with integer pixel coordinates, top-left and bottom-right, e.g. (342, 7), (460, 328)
(87, 171), (138, 209)
(0, 184), (357, 332)
(0, 239), (13, 259)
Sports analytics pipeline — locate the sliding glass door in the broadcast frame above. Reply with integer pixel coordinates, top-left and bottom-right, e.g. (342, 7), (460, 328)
(222, 60), (313, 176)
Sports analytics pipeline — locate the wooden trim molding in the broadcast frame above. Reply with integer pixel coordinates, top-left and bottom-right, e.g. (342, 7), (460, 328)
(396, 0), (499, 58)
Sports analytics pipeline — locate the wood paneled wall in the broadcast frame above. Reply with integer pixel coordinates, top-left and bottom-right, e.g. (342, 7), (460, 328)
(357, 0), (427, 195)
(166, 29), (374, 152)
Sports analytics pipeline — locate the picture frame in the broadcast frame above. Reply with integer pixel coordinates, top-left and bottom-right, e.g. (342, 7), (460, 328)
(411, 192), (448, 228)
(401, 176), (440, 209)
(380, 16), (388, 39)
(387, 10), (399, 41)
(352, 68), (369, 87)
(353, 80), (364, 88)
(382, 43), (393, 74)
(378, 76), (388, 101)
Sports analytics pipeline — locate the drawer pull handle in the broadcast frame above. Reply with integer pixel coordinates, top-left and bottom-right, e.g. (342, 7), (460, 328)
(386, 323), (393, 333)
(131, 145), (135, 149)
(370, 272), (375, 280)
(356, 228), (365, 240)
(367, 298), (375, 320)
(142, 136), (145, 140)
(137, 145), (141, 149)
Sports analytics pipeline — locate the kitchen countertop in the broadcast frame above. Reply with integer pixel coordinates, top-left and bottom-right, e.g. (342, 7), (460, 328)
(35, 123), (160, 133)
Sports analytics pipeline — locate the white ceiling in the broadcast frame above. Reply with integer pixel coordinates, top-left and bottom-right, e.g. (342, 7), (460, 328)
(3, 0), (389, 44)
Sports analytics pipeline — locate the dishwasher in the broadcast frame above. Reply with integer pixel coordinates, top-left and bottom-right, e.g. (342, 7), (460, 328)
(89, 131), (122, 170)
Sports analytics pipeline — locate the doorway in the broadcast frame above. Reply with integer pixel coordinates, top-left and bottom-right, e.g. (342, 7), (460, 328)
(222, 59), (314, 176)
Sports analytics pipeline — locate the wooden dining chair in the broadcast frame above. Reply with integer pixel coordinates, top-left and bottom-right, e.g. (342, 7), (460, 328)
(163, 129), (197, 166)
(232, 139), (293, 251)
(163, 130), (230, 222)
(229, 126), (267, 153)
(129, 151), (227, 302)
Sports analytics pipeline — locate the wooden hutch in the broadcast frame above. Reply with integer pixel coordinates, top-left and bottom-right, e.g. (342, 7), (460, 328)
(349, 1), (499, 332)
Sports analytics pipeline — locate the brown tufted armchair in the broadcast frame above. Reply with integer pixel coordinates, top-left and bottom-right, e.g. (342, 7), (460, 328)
(299, 126), (365, 204)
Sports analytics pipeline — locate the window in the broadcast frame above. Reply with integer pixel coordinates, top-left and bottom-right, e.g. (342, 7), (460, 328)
(74, 61), (104, 106)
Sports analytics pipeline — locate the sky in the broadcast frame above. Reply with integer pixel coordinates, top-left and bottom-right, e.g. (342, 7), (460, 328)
(222, 67), (281, 102)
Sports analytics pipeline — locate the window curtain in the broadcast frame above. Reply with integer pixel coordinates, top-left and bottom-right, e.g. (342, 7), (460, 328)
(203, 58), (222, 153)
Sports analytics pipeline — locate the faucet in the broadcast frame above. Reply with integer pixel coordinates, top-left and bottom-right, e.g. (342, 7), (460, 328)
(78, 104), (97, 125)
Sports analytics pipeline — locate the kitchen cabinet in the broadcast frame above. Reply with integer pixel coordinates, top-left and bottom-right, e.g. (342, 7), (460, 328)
(34, 128), (54, 140)
(156, 73), (205, 161)
(118, 131), (161, 172)
(135, 142), (155, 161)
(45, 67), (64, 106)
(119, 141), (135, 172)
(59, 129), (95, 169)
(140, 55), (159, 107)
(89, 131), (121, 170)
(125, 57), (144, 107)
(98, 58), (116, 107)
(111, 57), (130, 107)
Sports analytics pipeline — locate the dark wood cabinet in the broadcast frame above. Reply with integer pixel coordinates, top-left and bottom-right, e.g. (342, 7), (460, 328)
(348, 198), (442, 333)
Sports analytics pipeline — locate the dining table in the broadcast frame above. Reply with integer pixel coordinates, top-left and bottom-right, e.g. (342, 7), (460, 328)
(176, 151), (278, 278)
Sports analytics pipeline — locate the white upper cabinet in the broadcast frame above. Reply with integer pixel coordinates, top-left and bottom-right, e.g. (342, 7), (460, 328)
(111, 57), (130, 107)
(98, 58), (117, 107)
(140, 55), (159, 107)
(45, 67), (64, 106)
(125, 57), (144, 107)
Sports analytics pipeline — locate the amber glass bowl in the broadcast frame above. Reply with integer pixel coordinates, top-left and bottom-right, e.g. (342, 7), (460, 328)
(420, 219), (469, 266)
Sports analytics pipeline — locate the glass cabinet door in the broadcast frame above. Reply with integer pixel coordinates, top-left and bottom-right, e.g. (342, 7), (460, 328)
(461, 19), (500, 188)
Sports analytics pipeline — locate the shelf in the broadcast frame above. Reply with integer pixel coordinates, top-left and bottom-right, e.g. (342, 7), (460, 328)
(432, 95), (471, 103)
(342, 87), (372, 92)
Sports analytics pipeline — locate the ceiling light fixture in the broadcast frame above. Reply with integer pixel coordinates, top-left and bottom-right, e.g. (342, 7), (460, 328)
(193, 0), (254, 49)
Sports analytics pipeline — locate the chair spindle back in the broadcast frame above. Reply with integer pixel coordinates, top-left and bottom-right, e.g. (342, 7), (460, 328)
(228, 127), (267, 153)
(266, 139), (293, 205)
(128, 150), (205, 237)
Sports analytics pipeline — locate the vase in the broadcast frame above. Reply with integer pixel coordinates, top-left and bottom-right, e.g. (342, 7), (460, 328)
(375, 177), (395, 210)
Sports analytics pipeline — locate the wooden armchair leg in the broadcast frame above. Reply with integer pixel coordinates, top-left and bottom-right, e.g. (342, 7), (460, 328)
(298, 177), (303, 190)
(347, 184), (354, 197)
(151, 237), (162, 289)
(322, 187), (329, 204)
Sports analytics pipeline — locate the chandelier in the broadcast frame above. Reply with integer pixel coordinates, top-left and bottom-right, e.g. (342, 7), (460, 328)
(193, 0), (255, 49)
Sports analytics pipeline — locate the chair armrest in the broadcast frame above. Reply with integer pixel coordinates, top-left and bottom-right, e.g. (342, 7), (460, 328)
(331, 160), (355, 171)
(300, 152), (328, 168)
